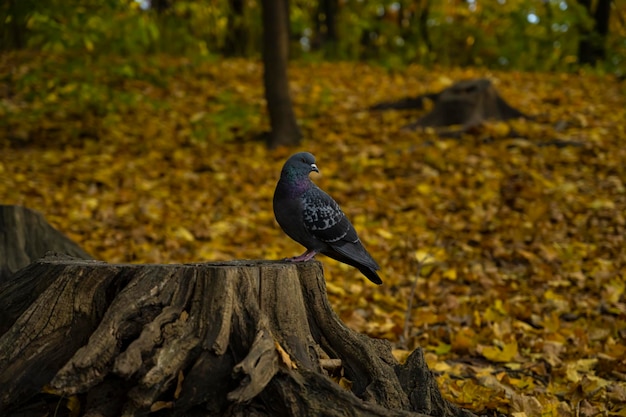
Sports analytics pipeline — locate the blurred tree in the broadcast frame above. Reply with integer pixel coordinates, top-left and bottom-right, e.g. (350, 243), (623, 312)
(418, 1), (432, 54)
(223, 0), (247, 56)
(152, 0), (170, 14)
(577, 0), (612, 65)
(261, 0), (302, 148)
(0, 0), (34, 50)
(312, 0), (338, 54)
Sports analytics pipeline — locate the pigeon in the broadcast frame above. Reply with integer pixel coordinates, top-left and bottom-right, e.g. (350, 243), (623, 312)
(273, 152), (382, 285)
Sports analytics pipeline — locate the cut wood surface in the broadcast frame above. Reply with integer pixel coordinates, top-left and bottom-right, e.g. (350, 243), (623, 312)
(0, 254), (476, 417)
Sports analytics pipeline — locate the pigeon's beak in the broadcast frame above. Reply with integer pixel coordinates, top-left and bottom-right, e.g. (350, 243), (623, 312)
(311, 163), (319, 173)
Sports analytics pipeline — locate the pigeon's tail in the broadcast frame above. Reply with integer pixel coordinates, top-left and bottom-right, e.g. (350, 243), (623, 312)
(357, 265), (383, 285)
(322, 249), (383, 285)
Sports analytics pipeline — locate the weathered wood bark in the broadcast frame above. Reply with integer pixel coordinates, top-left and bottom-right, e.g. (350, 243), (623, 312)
(371, 78), (527, 133)
(0, 255), (475, 417)
(0, 205), (92, 283)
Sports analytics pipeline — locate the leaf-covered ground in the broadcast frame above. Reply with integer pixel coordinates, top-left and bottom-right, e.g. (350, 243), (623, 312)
(1, 53), (625, 416)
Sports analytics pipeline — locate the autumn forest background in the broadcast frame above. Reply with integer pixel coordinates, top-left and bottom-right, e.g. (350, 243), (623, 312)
(1, 0), (626, 415)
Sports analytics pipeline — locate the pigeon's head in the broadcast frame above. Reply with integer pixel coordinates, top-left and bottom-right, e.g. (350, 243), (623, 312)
(281, 152), (319, 179)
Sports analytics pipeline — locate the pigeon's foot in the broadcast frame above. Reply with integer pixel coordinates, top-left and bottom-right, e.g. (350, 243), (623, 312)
(286, 250), (318, 262)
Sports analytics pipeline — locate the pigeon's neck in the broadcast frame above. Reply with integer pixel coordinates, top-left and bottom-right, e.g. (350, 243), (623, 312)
(281, 171), (311, 196)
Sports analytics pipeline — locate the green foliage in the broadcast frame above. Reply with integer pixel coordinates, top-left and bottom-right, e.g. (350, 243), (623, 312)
(1, 0), (625, 72)
(25, 0), (161, 54)
(0, 53), (261, 147)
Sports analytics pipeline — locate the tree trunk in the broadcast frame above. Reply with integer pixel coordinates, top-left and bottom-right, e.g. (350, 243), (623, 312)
(313, 0), (339, 54)
(418, 1), (432, 55)
(152, 0), (170, 14)
(0, 255), (475, 417)
(223, 0), (247, 56)
(577, 0), (612, 65)
(0, 205), (92, 283)
(2, 0), (27, 50)
(261, 0), (302, 148)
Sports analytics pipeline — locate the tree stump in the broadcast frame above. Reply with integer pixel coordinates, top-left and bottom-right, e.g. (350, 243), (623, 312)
(0, 205), (92, 283)
(371, 78), (526, 133)
(410, 79), (525, 128)
(0, 255), (476, 417)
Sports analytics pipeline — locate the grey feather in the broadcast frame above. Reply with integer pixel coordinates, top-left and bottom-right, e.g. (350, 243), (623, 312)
(273, 152), (382, 285)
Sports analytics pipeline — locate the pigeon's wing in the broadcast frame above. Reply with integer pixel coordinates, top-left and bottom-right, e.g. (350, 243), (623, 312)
(302, 187), (354, 243)
(302, 187), (379, 270)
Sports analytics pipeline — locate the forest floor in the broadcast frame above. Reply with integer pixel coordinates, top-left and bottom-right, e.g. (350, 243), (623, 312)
(1, 52), (625, 416)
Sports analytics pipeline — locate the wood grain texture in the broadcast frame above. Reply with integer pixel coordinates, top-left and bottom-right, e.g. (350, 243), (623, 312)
(0, 250), (474, 417)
